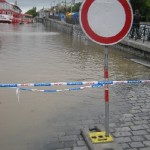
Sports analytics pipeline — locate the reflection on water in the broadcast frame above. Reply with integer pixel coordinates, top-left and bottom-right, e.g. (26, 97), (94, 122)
(0, 32), (59, 36)
(0, 23), (149, 150)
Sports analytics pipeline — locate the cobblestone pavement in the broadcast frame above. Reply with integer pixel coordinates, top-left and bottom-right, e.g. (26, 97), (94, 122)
(40, 83), (150, 150)
(110, 83), (150, 150)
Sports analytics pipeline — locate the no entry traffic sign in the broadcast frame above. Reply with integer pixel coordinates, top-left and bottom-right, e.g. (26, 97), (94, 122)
(79, 0), (133, 45)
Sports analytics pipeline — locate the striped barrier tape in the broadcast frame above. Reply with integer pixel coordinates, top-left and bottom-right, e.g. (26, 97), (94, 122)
(17, 83), (103, 93)
(0, 80), (150, 88)
(0, 81), (102, 87)
(15, 83), (103, 102)
(1, 80), (149, 102)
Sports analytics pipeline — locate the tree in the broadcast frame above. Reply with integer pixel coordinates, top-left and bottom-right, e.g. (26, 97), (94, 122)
(25, 7), (37, 17)
(67, 2), (81, 13)
(72, 2), (81, 12)
(145, 0), (150, 18)
(130, 0), (150, 21)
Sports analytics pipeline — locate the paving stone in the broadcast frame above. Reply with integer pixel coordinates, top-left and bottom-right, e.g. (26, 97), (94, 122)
(131, 136), (145, 142)
(56, 148), (71, 150)
(109, 123), (117, 128)
(143, 141), (150, 146)
(65, 130), (81, 136)
(141, 116), (150, 120)
(140, 148), (150, 150)
(141, 109), (150, 112)
(120, 143), (130, 149)
(73, 146), (88, 150)
(125, 149), (137, 150)
(123, 114), (134, 118)
(115, 127), (131, 132)
(44, 142), (64, 150)
(77, 141), (86, 146)
(64, 141), (75, 148)
(129, 101), (137, 104)
(114, 131), (132, 137)
(144, 135), (150, 140)
(132, 130), (148, 136)
(134, 113), (148, 117)
(134, 120), (149, 125)
(130, 110), (141, 113)
(130, 98), (138, 101)
(110, 128), (115, 132)
(78, 135), (84, 141)
(140, 95), (148, 98)
(120, 116), (133, 122)
(146, 128), (150, 133)
(59, 135), (78, 142)
(129, 142), (145, 148)
(131, 125), (149, 130)
(134, 117), (142, 121)
(120, 122), (134, 127)
(136, 103), (145, 106)
(115, 137), (131, 143)
(132, 106), (141, 110)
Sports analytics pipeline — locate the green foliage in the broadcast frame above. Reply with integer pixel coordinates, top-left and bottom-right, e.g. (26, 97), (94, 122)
(145, 0), (150, 15)
(130, 0), (150, 21)
(145, 0), (150, 8)
(67, 2), (81, 12)
(25, 7), (37, 17)
(72, 2), (81, 12)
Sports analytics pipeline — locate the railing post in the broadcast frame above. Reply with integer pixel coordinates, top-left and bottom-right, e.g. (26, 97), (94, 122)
(143, 25), (146, 43)
(148, 26), (150, 41)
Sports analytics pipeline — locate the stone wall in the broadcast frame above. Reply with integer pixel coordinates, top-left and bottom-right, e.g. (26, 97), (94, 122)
(43, 18), (73, 35)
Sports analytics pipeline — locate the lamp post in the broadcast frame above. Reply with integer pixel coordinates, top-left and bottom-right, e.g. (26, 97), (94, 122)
(71, 2), (72, 13)
(57, 0), (60, 17)
(65, 0), (66, 14)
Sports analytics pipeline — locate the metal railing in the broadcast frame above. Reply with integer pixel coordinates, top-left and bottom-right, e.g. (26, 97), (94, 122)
(43, 16), (150, 43)
(49, 15), (61, 21)
(128, 24), (150, 43)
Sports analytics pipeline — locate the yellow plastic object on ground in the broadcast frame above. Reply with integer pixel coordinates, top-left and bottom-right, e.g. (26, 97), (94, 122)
(89, 132), (113, 144)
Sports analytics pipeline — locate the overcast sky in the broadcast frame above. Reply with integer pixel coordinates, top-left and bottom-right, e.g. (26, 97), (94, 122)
(7, 0), (83, 13)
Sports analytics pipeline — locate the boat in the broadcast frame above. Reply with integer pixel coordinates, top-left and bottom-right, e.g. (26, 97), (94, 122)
(0, 0), (32, 24)
(0, 14), (12, 23)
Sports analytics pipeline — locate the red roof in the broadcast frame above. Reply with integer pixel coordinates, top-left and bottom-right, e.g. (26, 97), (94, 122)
(0, 0), (6, 2)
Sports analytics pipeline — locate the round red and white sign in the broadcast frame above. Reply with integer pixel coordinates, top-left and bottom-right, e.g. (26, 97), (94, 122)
(79, 0), (133, 45)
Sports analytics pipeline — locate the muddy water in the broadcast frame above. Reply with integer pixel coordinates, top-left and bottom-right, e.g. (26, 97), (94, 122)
(0, 23), (149, 150)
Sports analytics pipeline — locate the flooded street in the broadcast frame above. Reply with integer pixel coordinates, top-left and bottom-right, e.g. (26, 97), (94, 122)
(0, 23), (149, 150)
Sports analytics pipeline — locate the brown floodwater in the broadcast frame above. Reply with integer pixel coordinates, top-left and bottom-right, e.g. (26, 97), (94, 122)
(0, 23), (149, 150)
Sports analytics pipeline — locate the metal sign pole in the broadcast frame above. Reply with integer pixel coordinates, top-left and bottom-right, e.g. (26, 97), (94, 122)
(104, 46), (109, 137)
(80, 0), (133, 147)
